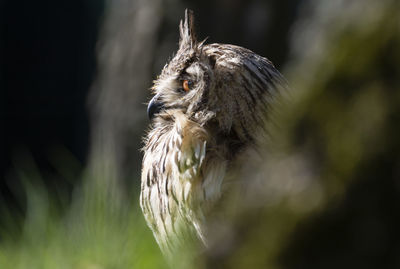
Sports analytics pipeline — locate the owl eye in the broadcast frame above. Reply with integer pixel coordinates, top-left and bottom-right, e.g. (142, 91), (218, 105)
(182, 79), (192, 92)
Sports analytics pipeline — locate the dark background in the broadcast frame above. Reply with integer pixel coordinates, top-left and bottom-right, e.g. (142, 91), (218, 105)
(1, 0), (104, 209)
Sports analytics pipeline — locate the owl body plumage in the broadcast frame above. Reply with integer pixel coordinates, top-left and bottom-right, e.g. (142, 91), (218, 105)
(140, 10), (285, 256)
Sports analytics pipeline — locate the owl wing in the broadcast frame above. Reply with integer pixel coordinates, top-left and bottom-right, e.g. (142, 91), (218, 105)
(168, 114), (210, 245)
(176, 129), (207, 200)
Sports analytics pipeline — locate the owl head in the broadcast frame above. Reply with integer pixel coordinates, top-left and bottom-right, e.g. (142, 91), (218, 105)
(147, 9), (284, 157)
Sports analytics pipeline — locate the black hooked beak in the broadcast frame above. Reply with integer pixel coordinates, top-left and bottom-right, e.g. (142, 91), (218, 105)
(147, 93), (165, 120)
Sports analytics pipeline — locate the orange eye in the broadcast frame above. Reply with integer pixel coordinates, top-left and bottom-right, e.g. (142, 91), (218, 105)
(183, 80), (191, 92)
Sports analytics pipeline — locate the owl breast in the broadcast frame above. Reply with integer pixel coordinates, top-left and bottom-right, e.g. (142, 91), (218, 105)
(140, 110), (226, 254)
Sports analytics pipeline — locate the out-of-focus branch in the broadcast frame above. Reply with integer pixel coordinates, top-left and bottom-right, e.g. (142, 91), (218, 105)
(87, 0), (163, 189)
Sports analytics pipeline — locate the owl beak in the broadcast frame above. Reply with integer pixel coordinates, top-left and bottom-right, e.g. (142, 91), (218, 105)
(147, 93), (165, 120)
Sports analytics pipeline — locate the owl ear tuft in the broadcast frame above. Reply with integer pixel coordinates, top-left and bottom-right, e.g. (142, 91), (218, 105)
(179, 9), (197, 49)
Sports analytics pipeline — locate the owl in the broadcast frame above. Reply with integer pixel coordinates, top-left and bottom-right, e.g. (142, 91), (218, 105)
(140, 10), (285, 256)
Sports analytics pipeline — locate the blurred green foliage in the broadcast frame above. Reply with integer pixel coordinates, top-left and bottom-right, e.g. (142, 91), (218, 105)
(0, 153), (164, 269)
(204, 0), (400, 268)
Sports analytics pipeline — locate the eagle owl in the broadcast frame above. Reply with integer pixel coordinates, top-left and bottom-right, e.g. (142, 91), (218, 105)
(141, 10), (285, 256)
